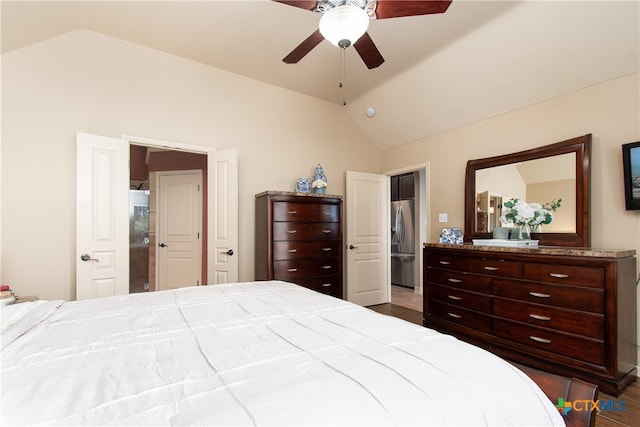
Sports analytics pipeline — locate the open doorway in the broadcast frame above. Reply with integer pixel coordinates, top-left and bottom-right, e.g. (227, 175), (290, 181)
(387, 166), (428, 313)
(129, 144), (207, 293)
(76, 132), (238, 301)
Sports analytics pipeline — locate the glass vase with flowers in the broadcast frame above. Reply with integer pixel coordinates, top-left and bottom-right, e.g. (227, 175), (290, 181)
(499, 198), (562, 240)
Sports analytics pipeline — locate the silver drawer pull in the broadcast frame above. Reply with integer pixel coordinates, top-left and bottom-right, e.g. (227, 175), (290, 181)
(322, 283), (332, 287)
(286, 230), (297, 234)
(287, 268), (298, 272)
(287, 210), (298, 214)
(323, 211), (331, 215)
(448, 278), (462, 283)
(484, 266), (498, 271)
(448, 295), (462, 301)
(530, 336), (552, 344)
(322, 248), (332, 251)
(322, 265), (332, 270)
(439, 261), (451, 265)
(447, 313), (462, 319)
(287, 249), (298, 253)
(529, 291), (551, 298)
(549, 273), (569, 279)
(529, 314), (551, 321)
(322, 230), (331, 234)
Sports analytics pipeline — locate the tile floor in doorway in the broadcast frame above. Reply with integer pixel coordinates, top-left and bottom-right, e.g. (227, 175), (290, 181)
(391, 285), (422, 312)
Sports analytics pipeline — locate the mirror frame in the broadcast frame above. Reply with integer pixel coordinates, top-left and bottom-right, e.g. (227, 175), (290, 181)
(464, 134), (591, 247)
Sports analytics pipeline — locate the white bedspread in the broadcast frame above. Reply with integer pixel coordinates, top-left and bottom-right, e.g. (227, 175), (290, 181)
(1, 281), (564, 426)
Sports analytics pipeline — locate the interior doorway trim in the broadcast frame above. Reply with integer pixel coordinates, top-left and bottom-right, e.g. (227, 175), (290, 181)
(123, 135), (215, 155)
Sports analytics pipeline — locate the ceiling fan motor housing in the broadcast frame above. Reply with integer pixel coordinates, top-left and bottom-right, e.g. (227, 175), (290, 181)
(319, 4), (370, 47)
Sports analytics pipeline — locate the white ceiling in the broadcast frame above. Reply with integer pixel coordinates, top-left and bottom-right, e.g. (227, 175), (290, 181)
(2, 0), (639, 149)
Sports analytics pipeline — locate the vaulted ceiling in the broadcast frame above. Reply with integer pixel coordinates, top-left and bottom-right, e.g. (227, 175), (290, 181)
(2, 1), (638, 149)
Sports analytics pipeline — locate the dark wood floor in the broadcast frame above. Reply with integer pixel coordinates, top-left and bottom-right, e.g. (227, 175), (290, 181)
(368, 303), (639, 427)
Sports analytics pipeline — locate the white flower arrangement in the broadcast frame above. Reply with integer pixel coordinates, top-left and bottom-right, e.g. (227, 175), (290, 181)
(500, 198), (562, 229)
(311, 179), (327, 189)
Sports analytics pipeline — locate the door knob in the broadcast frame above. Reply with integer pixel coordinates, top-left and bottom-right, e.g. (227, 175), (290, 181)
(159, 243), (167, 247)
(222, 249), (234, 256)
(80, 253), (99, 262)
(348, 245), (358, 250)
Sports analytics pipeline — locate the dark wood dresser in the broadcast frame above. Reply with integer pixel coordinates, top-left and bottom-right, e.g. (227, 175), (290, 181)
(255, 192), (343, 298)
(423, 243), (637, 396)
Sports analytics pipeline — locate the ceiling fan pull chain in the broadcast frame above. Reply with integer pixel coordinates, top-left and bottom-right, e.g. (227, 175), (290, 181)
(340, 47), (348, 106)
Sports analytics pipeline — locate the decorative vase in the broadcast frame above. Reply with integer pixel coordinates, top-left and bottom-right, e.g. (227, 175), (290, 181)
(509, 224), (531, 240)
(295, 177), (311, 193)
(313, 164), (327, 184)
(312, 164), (327, 193)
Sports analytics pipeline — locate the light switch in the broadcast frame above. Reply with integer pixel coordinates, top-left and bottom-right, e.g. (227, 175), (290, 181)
(439, 213), (448, 223)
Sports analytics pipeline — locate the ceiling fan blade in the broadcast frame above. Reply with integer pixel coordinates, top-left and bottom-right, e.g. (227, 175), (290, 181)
(374, 0), (452, 19)
(271, 0), (317, 12)
(353, 32), (385, 69)
(283, 30), (325, 64)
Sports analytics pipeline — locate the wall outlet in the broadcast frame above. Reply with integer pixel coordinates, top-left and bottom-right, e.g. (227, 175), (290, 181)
(439, 213), (448, 223)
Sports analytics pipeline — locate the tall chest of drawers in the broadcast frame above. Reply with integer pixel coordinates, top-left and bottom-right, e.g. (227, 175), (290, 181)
(255, 192), (343, 298)
(423, 243), (637, 396)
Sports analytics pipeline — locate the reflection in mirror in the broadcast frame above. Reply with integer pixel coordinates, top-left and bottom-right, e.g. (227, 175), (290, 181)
(475, 153), (576, 233)
(464, 134), (591, 247)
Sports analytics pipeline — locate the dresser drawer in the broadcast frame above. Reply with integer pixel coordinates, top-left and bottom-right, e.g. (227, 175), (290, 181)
(421, 243), (637, 397)
(523, 263), (604, 289)
(427, 251), (467, 271)
(429, 284), (491, 313)
(468, 258), (522, 278)
(493, 318), (604, 366)
(427, 268), (492, 294)
(273, 202), (339, 223)
(428, 301), (491, 333)
(257, 193), (344, 300)
(273, 222), (340, 241)
(493, 279), (604, 313)
(295, 276), (341, 296)
(493, 297), (604, 339)
(274, 259), (339, 279)
(273, 241), (339, 260)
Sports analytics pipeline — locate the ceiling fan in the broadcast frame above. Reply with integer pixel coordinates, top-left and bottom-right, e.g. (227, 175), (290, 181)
(274, 0), (453, 69)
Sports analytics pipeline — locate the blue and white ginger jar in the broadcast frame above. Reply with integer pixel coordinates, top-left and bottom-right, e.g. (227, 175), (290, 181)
(295, 177), (311, 193)
(313, 164), (327, 184)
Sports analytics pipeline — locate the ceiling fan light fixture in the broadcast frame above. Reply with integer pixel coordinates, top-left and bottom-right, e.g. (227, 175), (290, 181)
(319, 5), (370, 48)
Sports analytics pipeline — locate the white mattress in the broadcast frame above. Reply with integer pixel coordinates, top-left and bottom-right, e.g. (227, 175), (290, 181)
(1, 281), (564, 426)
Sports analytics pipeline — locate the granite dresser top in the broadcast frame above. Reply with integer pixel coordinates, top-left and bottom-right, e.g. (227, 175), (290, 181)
(424, 242), (635, 259)
(256, 191), (342, 199)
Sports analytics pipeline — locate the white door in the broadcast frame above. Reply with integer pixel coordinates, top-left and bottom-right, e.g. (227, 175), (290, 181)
(76, 132), (129, 300)
(209, 149), (239, 284)
(345, 171), (390, 306)
(157, 171), (202, 290)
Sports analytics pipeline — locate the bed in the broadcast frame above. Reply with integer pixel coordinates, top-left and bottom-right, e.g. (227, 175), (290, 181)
(2, 281), (567, 426)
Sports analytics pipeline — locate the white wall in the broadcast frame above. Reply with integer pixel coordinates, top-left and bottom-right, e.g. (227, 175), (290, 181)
(380, 72), (640, 364)
(380, 73), (640, 251)
(1, 30), (380, 300)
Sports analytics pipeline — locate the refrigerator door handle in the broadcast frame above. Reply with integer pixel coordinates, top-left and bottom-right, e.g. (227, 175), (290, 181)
(392, 204), (401, 245)
(398, 205), (404, 249)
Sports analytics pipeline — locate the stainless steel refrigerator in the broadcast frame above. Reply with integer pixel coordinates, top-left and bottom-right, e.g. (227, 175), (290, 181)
(391, 200), (415, 288)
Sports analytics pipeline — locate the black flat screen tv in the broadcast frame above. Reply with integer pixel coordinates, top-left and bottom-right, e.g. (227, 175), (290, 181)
(622, 141), (640, 210)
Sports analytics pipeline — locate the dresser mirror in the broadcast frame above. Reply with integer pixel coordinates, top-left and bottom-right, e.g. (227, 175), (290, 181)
(464, 134), (591, 247)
